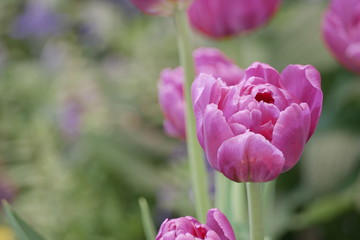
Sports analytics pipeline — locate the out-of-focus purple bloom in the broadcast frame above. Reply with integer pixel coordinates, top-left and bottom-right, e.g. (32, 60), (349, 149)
(59, 98), (85, 142)
(129, 0), (191, 16)
(322, 0), (360, 74)
(0, 174), (16, 204)
(188, 0), (281, 39)
(158, 48), (244, 139)
(11, 1), (64, 39)
(192, 61), (323, 182)
(156, 208), (236, 240)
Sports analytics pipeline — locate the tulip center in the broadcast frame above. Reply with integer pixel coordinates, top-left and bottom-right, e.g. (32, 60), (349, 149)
(194, 225), (208, 239)
(255, 92), (274, 104)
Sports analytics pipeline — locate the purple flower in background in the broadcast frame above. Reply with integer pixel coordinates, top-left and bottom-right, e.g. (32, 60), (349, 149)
(158, 48), (244, 139)
(11, 1), (64, 39)
(192, 62), (323, 182)
(156, 208), (236, 240)
(188, 0), (281, 39)
(322, 0), (360, 74)
(59, 98), (85, 142)
(0, 174), (16, 204)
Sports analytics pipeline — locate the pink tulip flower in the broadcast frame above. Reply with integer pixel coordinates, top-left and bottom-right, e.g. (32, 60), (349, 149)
(322, 0), (360, 73)
(158, 48), (244, 139)
(130, 0), (190, 16)
(192, 62), (323, 182)
(188, 0), (281, 39)
(156, 208), (236, 240)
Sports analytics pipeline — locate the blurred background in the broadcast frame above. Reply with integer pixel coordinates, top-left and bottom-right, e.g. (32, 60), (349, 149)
(0, 0), (359, 239)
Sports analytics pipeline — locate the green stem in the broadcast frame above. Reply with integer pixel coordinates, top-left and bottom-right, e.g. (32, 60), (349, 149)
(215, 172), (231, 214)
(231, 182), (248, 230)
(139, 198), (156, 240)
(246, 182), (264, 240)
(173, 9), (211, 222)
(263, 180), (276, 238)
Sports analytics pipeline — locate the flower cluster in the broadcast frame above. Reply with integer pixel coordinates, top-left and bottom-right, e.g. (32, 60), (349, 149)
(130, 0), (327, 238)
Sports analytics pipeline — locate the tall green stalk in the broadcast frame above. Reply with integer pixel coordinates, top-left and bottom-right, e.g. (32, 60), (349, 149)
(264, 180), (276, 238)
(246, 182), (264, 240)
(231, 182), (248, 232)
(215, 172), (231, 213)
(173, 8), (211, 222)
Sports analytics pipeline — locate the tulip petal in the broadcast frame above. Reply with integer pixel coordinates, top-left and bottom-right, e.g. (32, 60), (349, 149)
(162, 231), (177, 240)
(156, 219), (170, 240)
(194, 47), (244, 86)
(192, 74), (226, 147)
(322, 11), (356, 71)
(280, 65), (322, 139)
(159, 67), (186, 138)
(202, 104), (234, 170)
(206, 209), (236, 240)
(346, 43), (360, 65)
(205, 230), (222, 240)
(245, 62), (281, 87)
(217, 132), (284, 182)
(272, 103), (311, 172)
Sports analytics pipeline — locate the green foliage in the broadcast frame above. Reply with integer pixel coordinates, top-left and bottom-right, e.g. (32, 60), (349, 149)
(2, 201), (46, 240)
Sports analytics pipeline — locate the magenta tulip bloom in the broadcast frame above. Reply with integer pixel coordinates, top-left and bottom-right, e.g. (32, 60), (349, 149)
(156, 208), (236, 240)
(322, 0), (360, 73)
(188, 0), (281, 39)
(158, 48), (244, 139)
(192, 62), (323, 182)
(130, 0), (190, 16)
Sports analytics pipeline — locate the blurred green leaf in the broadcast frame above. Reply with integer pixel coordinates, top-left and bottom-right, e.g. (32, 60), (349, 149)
(2, 200), (46, 240)
(139, 198), (156, 240)
(293, 192), (353, 229)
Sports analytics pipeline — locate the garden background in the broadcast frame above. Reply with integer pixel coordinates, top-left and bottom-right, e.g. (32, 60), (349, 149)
(0, 0), (360, 239)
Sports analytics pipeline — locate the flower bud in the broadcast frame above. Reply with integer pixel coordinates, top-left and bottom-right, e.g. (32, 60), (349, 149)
(322, 0), (360, 74)
(158, 48), (243, 139)
(188, 0), (281, 39)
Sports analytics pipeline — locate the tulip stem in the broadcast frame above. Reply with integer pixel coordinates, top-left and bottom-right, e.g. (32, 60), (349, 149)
(231, 182), (248, 237)
(174, 9), (211, 222)
(263, 180), (276, 238)
(215, 172), (231, 214)
(246, 182), (264, 240)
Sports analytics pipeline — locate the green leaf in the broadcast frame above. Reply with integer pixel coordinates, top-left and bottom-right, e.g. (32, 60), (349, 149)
(2, 200), (46, 240)
(138, 198), (156, 240)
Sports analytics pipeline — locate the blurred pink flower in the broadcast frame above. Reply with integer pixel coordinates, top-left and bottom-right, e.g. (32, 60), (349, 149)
(188, 0), (281, 39)
(158, 48), (244, 139)
(192, 62), (323, 182)
(322, 0), (360, 73)
(129, 0), (190, 16)
(156, 208), (235, 240)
